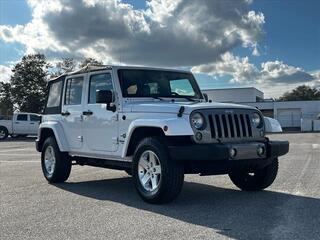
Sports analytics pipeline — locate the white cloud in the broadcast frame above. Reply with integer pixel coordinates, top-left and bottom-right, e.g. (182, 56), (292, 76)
(0, 65), (12, 83)
(192, 52), (259, 84)
(0, 0), (264, 66)
(193, 53), (320, 97)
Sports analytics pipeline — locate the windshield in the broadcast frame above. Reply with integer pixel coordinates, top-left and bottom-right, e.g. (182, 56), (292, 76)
(118, 69), (203, 100)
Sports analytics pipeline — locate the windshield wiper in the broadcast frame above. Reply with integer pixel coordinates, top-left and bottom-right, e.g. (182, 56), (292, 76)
(178, 96), (202, 102)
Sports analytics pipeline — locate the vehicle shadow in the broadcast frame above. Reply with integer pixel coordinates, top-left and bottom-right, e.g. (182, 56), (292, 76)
(0, 137), (36, 142)
(55, 177), (320, 240)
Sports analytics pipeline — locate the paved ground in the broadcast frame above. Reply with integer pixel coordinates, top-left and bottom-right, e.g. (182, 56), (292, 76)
(0, 133), (319, 240)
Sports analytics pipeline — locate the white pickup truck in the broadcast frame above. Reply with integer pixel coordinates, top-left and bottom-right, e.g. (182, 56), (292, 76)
(0, 113), (41, 140)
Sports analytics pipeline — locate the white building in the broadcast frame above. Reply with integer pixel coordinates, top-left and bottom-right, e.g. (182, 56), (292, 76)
(202, 87), (320, 131)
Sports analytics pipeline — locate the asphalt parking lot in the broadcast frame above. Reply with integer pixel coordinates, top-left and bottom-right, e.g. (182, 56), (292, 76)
(0, 133), (319, 240)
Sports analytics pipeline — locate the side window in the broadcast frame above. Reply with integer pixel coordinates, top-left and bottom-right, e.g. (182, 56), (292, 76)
(65, 77), (84, 105)
(47, 80), (63, 108)
(45, 77), (65, 114)
(17, 114), (28, 121)
(30, 115), (40, 122)
(89, 73), (113, 104)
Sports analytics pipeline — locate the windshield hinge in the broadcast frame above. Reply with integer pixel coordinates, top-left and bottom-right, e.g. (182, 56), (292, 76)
(177, 106), (185, 117)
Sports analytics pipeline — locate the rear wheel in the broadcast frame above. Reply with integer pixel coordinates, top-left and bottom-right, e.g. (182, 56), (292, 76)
(41, 137), (71, 183)
(133, 137), (184, 204)
(229, 158), (279, 191)
(0, 127), (8, 140)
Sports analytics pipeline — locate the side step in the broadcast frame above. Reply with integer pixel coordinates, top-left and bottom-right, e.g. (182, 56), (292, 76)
(72, 157), (132, 171)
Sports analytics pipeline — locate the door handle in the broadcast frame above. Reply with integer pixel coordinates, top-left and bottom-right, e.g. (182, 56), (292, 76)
(30, 123), (35, 125)
(61, 111), (70, 116)
(15, 122), (20, 124)
(82, 110), (93, 116)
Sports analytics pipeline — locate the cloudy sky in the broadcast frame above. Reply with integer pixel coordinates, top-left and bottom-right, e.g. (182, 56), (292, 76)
(0, 0), (319, 98)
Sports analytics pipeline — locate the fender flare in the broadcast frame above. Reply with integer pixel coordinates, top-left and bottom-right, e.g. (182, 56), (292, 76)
(38, 122), (70, 152)
(121, 118), (193, 158)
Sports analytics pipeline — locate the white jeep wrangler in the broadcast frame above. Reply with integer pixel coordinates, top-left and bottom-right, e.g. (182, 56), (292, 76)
(36, 65), (289, 204)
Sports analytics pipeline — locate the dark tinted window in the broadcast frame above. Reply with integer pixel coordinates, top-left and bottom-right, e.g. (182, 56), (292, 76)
(65, 77), (83, 105)
(118, 69), (202, 99)
(89, 73), (113, 103)
(44, 77), (65, 115)
(47, 80), (63, 108)
(30, 115), (40, 122)
(17, 114), (27, 121)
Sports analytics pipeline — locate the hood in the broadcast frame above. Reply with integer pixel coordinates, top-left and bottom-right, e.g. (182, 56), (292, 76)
(125, 100), (256, 114)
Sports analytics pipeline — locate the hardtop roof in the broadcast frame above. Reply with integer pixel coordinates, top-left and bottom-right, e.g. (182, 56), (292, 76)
(49, 64), (191, 81)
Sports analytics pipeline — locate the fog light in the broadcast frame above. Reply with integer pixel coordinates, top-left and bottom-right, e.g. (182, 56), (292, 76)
(195, 132), (203, 141)
(257, 146), (265, 156)
(229, 148), (237, 158)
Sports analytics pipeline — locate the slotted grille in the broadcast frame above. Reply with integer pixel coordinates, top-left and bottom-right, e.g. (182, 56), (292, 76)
(208, 113), (253, 139)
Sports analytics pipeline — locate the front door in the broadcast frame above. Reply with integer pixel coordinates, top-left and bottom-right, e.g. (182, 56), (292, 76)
(82, 71), (119, 152)
(61, 76), (85, 150)
(13, 114), (29, 134)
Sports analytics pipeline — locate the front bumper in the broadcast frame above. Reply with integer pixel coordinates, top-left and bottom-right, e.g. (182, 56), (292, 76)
(169, 140), (289, 162)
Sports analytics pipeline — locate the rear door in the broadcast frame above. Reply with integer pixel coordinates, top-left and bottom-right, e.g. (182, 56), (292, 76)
(82, 71), (119, 153)
(61, 75), (85, 150)
(29, 114), (41, 135)
(13, 114), (29, 134)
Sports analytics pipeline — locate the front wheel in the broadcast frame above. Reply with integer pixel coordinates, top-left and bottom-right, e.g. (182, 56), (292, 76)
(0, 127), (8, 140)
(41, 137), (71, 183)
(133, 137), (184, 204)
(229, 158), (279, 191)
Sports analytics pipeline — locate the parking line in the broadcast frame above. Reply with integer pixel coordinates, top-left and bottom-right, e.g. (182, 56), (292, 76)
(0, 161), (39, 163)
(312, 144), (320, 149)
(0, 148), (35, 153)
(0, 153), (39, 156)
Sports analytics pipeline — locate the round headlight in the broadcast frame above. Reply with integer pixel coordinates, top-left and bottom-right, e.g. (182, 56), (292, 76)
(191, 112), (205, 130)
(252, 113), (262, 128)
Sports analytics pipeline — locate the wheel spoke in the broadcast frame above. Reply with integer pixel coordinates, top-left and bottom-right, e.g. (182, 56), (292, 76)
(153, 166), (161, 175)
(139, 158), (149, 170)
(149, 152), (156, 166)
(151, 176), (158, 190)
(141, 173), (151, 186)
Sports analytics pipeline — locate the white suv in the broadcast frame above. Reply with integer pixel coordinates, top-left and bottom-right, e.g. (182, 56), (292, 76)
(36, 65), (289, 204)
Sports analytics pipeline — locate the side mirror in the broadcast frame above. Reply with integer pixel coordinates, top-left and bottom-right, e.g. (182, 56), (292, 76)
(96, 90), (116, 112)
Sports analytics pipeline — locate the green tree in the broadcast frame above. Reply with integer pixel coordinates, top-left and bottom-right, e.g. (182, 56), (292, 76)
(0, 82), (13, 116)
(79, 58), (103, 68)
(10, 54), (48, 113)
(279, 85), (320, 101)
(51, 57), (77, 77)
(51, 57), (102, 78)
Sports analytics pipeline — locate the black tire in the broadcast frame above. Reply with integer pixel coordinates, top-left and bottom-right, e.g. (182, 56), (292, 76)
(0, 126), (8, 140)
(41, 137), (71, 183)
(132, 137), (184, 204)
(229, 158), (279, 191)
